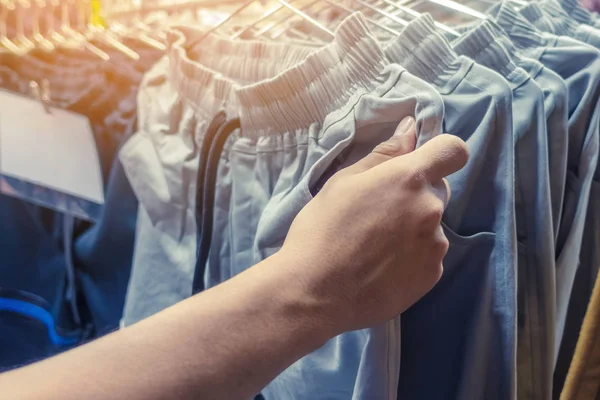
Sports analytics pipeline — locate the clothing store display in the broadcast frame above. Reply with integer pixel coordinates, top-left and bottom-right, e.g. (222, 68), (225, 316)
(504, 2), (600, 396)
(494, 1), (600, 363)
(0, 18), (163, 368)
(5, 1), (600, 399)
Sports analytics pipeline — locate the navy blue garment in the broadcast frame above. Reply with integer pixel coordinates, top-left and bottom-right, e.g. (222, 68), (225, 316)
(385, 15), (517, 400)
(0, 198), (84, 370)
(515, 3), (600, 395)
(72, 131), (140, 335)
(494, 3), (600, 365)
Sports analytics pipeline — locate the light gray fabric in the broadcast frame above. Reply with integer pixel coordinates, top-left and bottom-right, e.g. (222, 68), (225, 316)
(205, 13), (445, 400)
(119, 26), (310, 326)
(119, 51), (233, 325)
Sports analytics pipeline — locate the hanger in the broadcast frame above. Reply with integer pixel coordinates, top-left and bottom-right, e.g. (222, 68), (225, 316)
(322, 0), (401, 37)
(249, 0), (397, 42)
(192, 0), (334, 46)
(13, 0), (36, 51)
(250, 0), (326, 38)
(194, 0), (260, 45)
(110, 21), (166, 51)
(276, 0), (335, 40)
(105, 0), (168, 42)
(231, 0), (330, 44)
(105, 0), (167, 54)
(105, 0), (246, 20)
(43, 0), (67, 45)
(230, 3), (289, 39)
(0, 0), (25, 53)
(352, 0), (411, 27)
(375, 0), (460, 36)
(77, 0), (140, 61)
(106, 2), (167, 51)
(26, 0), (55, 51)
(58, 0), (110, 60)
(265, 3), (334, 43)
(397, 0), (486, 20)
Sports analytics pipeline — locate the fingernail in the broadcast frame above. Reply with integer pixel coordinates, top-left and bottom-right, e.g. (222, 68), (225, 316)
(395, 117), (415, 136)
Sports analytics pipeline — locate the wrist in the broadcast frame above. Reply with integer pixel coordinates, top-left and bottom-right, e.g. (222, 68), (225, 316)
(254, 250), (339, 352)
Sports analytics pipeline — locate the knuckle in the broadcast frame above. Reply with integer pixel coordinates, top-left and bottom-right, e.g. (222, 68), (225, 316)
(373, 137), (403, 157)
(405, 166), (428, 189)
(430, 202), (445, 222)
(422, 200), (445, 228)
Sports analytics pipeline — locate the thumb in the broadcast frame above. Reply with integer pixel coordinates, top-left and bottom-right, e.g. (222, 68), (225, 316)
(349, 116), (417, 174)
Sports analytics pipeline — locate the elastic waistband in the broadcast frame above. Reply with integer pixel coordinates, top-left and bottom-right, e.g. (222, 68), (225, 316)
(541, 0), (568, 18)
(184, 28), (315, 85)
(481, 19), (546, 77)
(521, 2), (545, 21)
(483, 19), (520, 53)
(549, 15), (582, 38)
(521, 2), (580, 37)
(167, 28), (238, 120)
(453, 20), (528, 86)
(494, 1), (548, 49)
(385, 14), (463, 88)
(235, 12), (389, 138)
(559, 0), (593, 24)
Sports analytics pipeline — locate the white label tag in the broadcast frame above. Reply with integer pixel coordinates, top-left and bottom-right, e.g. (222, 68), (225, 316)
(0, 90), (104, 205)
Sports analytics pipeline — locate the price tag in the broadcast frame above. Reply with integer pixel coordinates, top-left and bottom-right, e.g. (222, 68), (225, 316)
(0, 90), (104, 221)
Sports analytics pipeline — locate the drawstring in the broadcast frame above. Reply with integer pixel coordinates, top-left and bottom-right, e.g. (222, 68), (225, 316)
(194, 110), (227, 252)
(192, 117), (241, 295)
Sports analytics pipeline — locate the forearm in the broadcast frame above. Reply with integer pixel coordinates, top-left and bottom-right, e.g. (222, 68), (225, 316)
(0, 251), (332, 400)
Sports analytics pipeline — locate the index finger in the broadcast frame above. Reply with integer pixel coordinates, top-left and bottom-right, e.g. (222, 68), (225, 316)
(401, 134), (469, 181)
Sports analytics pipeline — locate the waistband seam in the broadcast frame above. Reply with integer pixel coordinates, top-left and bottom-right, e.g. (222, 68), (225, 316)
(236, 12), (390, 138)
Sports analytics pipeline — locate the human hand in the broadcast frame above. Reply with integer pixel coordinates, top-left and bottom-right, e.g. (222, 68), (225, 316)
(280, 116), (469, 336)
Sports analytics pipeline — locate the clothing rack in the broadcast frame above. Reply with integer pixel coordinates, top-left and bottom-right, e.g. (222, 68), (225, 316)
(2, 1), (600, 399)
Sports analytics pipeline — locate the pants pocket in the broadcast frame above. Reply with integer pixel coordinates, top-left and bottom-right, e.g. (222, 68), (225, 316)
(399, 225), (502, 400)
